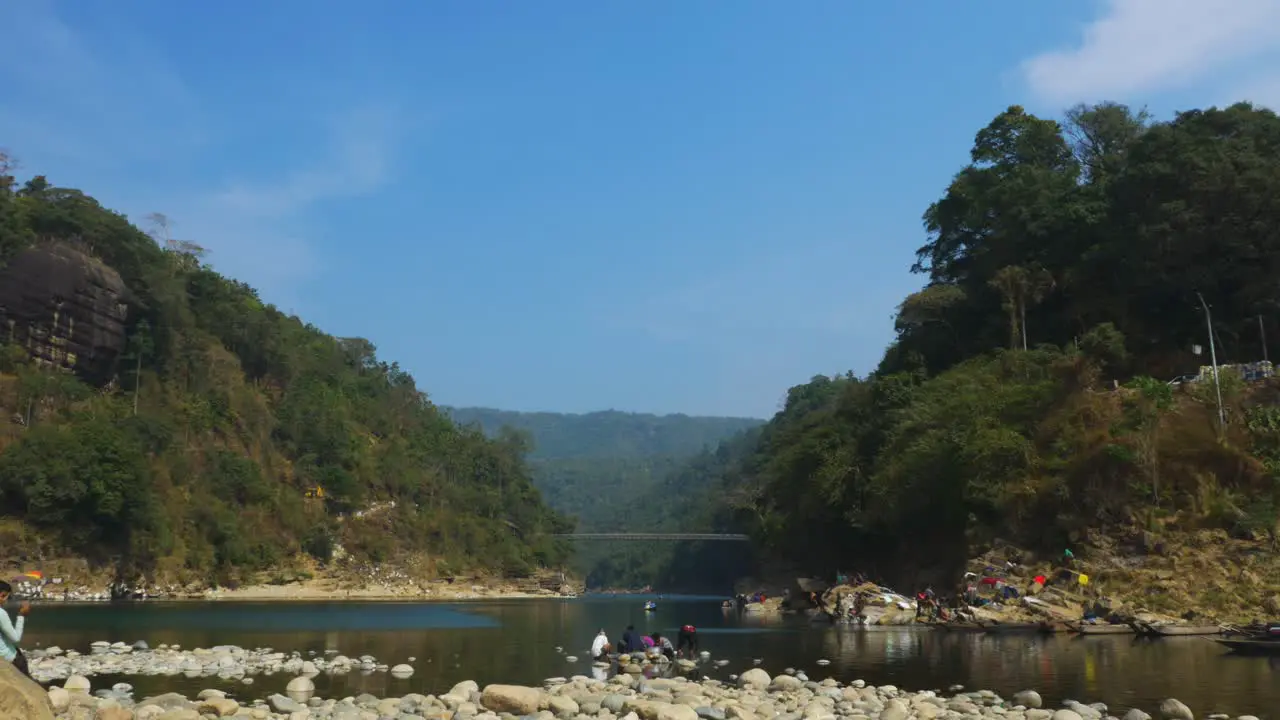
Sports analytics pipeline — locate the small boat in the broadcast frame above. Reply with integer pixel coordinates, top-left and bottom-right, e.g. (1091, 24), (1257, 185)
(1074, 622), (1134, 635)
(1214, 638), (1280, 655)
(1040, 620), (1075, 634)
(1133, 621), (1222, 637)
(980, 622), (1054, 635)
(932, 621), (988, 632)
(643, 601), (657, 611)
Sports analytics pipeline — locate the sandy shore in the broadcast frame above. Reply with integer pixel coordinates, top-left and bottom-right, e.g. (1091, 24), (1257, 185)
(31, 575), (580, 604)
(15, 557), (588, 603)
(205, 571), (583, 602)
(201, 583), (554, 602)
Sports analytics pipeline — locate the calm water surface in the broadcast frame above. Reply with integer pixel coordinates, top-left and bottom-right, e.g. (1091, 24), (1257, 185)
(22, 595), (1279, 718)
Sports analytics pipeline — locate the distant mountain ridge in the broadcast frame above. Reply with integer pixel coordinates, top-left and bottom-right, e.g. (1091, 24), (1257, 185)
(441, 406), (764, 590)
(442, 407), (763, 460)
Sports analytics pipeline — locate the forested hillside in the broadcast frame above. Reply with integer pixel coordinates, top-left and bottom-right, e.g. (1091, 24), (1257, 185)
(445, 408), (761, 460)
(0, 156), (572, 589)
(683, 102), (1280, 613)
(445, 407), (762, 590)
(580, 428), (764, 591)
(444, 407), (760, 529)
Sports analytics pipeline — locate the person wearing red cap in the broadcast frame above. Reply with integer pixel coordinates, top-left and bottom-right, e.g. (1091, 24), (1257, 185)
(676, 624), (699, 658)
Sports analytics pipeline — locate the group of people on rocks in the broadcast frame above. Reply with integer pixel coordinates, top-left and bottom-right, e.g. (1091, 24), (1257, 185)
(914, 587), (964, 622)
(912, 576), (1026, 621)
(912, 548), (1083, 622)
(724, 593), (763, 612)
(591, 623), (699, 661)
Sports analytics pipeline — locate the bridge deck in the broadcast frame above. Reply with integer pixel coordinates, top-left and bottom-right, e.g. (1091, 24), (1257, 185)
(554, 533), (749, 541)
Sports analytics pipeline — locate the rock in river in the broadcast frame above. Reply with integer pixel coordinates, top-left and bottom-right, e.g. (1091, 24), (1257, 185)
(738, 668), (771, 688)
(1015, 690), (1044, 709)
(481, 683), (544, 714)
(0, 659), (55, 719)
(1160, 699), (1194, 720)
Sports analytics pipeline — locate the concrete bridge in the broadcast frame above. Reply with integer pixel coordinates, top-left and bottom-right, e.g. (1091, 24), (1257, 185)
(554, 533), (750, 542)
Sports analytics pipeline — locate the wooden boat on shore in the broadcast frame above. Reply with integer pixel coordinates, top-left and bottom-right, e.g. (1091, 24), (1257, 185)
(931, 620), (988, 632)
(980, 622), (1054, 635)
(1214, 637), (1280, 655)
(1073, 622), (1134, 635)
(1132, 621), (1222, 636)
(931, 619), (1058, 634)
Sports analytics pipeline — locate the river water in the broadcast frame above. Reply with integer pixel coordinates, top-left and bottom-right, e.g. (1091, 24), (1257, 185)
(23, 595), (1280, 718)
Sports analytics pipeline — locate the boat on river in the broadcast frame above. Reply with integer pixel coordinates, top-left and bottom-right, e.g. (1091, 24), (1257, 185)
(931, 619), (1057, 634)
(643, 601), (657, 612)
(1073, 622), (1134, 635)
(1214, 637), (1280, 654)
(980, 621), (1056, 635)
(1132, 620), (1223, 636)
(931, 620), (988, 632)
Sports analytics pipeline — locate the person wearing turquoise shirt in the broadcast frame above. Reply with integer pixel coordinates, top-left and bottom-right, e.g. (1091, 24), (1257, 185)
(0, 581), (31, 678)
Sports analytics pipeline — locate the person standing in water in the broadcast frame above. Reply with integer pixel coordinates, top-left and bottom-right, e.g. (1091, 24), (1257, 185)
(621, 625), (642, 653)
(676, 624), (699, 658)
(0, 582), (31, 678)
(590, 629), (611, 661)
(650, 632), (675, 659)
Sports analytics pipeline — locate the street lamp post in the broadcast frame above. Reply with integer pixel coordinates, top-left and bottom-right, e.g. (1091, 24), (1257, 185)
(1196, 292), (1226, 432)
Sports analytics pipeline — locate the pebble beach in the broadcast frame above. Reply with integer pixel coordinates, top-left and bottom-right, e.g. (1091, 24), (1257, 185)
(16, 641), (1264, 720)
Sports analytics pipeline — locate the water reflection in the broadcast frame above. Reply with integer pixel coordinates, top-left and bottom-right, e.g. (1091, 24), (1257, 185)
(816, 628), (1277, 717)
(21, 599), (1280, 717)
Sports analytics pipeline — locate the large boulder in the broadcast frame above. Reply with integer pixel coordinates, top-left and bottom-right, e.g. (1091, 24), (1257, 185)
(480, 684), (544, 714)
(1013, 690), (1043, 709)
(625, 699), (699, 720)
(198, 697), (240, 717)
(548, 695), (580, 717)
(770, 675), (804, 691)
(449, 680), (479, 697)
(0, 660), (55, 719)
(1159, 699), (1193, 720)
(738, 668), (771, 688)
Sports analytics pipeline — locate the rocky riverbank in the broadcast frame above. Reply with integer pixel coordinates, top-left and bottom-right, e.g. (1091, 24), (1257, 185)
(9, 563), (583, 604)
(803, 528), (1280, 629)
(26, 643), (413, 685)
(12, 658), (1262, 720)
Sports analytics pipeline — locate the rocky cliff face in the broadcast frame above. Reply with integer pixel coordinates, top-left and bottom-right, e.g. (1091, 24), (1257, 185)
(0, 241), (129, 386)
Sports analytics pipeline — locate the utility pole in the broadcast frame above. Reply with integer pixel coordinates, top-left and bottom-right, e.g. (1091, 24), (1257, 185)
(1197, 293), (1226, 432)
(132, 349), (142, 416)
(1260, 315), (1269, 363)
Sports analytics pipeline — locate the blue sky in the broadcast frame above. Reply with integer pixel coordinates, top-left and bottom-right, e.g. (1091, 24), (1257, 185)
(4, 0), (1280, 418)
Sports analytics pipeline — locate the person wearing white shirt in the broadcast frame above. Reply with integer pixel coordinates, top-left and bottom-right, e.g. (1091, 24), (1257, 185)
(590, 629), (611, 660)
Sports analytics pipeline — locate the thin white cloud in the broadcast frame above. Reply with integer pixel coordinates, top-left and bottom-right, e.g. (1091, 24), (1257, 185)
(1021, 0), (1280, 105)
(0, 0), (206, 165)
(211, 104), (401, 220)
(174, 108), (402, 307)
(0, 0), (403, 306)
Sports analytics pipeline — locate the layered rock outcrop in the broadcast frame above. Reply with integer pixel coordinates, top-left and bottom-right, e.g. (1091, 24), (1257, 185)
(0, 241), (129, 385)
